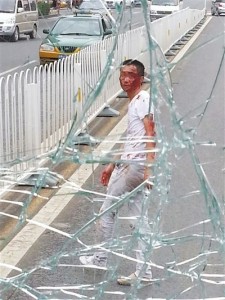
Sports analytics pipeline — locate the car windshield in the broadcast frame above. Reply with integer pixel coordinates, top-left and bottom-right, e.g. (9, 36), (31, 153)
(51, 17), (101, 36)
(152, 0), (179, 5)
(0, 0), (16, 12)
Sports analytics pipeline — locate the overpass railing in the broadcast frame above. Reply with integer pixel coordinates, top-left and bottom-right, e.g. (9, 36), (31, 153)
(0, 7), (205, 187)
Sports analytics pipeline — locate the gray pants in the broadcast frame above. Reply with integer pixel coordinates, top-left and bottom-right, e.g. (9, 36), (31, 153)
(94, 163), (152, 277)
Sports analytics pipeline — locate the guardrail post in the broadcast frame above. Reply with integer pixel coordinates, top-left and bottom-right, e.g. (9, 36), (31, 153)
(73, 63), (82, 124)
(19, 83), (42, 186)
(24, 83), (41, 159)
(98, 49), (120, 117)
(72, 63), (98, 146)
(19, 82), (59, 187)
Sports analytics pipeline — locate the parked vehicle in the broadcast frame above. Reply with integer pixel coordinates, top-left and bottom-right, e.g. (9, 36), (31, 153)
(78, 0), (111, 14)
(39, 11), (113, 64)
(150, 0), (183, 20)
(0, 0), (38, 42)
(77, 0), (115, 23)
(106, 0), (134, 9)
(211, 0), (225, 15)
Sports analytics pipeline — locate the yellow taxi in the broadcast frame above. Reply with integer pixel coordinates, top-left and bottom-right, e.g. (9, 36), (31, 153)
(39, 12), (113, 65)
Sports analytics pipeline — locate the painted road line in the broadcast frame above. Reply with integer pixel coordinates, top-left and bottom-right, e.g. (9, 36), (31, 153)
(0, 61), (37, 77)
(0, 115), (127, 279)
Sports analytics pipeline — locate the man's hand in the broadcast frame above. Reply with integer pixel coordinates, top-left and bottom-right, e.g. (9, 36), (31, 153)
(144, 167), (153, 189)
(100, 163), (115, 186)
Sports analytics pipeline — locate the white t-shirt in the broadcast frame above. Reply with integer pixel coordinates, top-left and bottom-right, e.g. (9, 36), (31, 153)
(121, 90), (154, 161)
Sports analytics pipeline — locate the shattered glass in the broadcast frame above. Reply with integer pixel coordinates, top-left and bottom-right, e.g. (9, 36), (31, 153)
(0, 0), (224, 299)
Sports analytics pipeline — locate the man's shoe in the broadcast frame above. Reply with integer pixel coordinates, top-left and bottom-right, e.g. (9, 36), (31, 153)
(117, 272), (152, 286)
(79, 255), (107, 270)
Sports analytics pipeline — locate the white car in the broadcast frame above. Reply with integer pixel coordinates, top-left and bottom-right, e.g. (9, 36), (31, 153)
(0, 0), (38, 42)
(106, 0), (134, 8)
(150, 0), (183, 20)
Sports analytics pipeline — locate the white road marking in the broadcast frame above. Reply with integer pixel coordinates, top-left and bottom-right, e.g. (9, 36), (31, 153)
(0, 61), (37, 77)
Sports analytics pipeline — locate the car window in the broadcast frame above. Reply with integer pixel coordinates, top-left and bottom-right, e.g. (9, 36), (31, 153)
(18, 0), (23, 8)
(51, 17), (101, 36)
(30, 0), (37, 11)
(23, 0), (31, 11)
(0, 0), (16, 12)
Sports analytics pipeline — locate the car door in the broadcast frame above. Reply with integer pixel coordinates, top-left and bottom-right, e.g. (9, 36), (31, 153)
(28, 0), (38, 28)
(21, 0), (32, 32)
(16, 0), (26, 33)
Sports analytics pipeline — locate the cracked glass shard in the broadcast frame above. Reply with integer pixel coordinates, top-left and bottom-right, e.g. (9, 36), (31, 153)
(0, 0), (224, 299)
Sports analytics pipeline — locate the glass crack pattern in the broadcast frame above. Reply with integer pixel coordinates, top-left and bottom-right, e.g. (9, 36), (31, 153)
(0, 1), (224, 299)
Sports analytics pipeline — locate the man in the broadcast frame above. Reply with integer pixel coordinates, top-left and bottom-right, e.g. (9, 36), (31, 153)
(52, 0), (57, 8)
(80, 59), (155, 285)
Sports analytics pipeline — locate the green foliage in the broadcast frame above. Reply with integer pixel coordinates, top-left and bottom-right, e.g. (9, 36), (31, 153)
(37, 2), (51, 16)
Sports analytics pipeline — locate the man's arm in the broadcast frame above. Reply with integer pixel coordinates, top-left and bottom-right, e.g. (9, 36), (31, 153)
(143, 113), (155, 186)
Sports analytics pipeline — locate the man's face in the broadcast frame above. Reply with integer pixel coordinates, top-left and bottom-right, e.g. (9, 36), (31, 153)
(119, 65), (143, 92)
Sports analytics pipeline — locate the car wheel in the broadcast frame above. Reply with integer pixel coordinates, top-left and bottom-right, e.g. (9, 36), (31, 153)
(29, 24), (37, 39)
(10, 26), (19, 42)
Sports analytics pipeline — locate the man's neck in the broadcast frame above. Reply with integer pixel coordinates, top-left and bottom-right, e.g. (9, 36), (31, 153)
(127, 87), (141, 101)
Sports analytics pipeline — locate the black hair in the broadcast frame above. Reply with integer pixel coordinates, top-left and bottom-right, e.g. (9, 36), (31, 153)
(122, 59), (145, 77)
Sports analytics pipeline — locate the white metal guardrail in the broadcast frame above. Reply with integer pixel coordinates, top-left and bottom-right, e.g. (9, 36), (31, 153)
(151, 8), (206, 54)
(0, 8), (205, 186)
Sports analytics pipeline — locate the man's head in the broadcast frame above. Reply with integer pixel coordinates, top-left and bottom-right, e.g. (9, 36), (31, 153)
(122, 59), (145, 76)
(119, 59), (145, 94)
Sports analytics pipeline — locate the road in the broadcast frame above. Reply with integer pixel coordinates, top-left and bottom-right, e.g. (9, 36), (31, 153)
(0, 18), (51, 76)
(0, 11), (224, 299)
